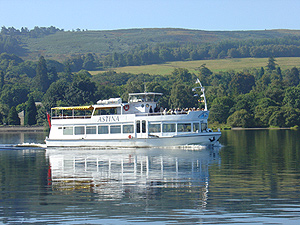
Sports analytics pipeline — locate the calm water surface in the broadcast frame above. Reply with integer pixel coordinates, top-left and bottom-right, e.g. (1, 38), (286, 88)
(0, 130), (300, 224)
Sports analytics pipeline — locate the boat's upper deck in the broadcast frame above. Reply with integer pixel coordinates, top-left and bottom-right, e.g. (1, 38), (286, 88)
(50, 92), (206, 120)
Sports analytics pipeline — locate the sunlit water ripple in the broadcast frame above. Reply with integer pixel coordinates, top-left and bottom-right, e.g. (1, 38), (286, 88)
(0, 130), (300, 224)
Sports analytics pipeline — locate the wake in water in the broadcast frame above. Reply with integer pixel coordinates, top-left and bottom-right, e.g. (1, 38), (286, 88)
(14, 141), (222, 151)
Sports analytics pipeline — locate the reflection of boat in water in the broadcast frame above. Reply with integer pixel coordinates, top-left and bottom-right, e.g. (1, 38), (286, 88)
(45, 79), (221, 148)
(46, 147), (220, 206)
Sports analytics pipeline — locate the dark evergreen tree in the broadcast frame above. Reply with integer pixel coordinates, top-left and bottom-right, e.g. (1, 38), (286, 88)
(229, 72), (255, 95)
(7, 106), (20, 125)
(48, 66), (58, 84)
(34, 56), (49, 92)
(266, 57), (277, 71)
(0, 70), (4, 88)
(83, 53), (97, 70)
(63, 63), (73, 82)
(24, 96), (37, 125)
(259, 67), (265, 77)
(286, 67), (300, 86)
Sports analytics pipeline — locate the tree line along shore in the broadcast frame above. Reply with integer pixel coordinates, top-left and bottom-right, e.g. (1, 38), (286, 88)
(2, 26), (300, 128)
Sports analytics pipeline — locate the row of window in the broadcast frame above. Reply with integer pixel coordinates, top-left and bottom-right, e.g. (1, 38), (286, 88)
(61, 122), (207, 135)
(62, 124), (134, 135)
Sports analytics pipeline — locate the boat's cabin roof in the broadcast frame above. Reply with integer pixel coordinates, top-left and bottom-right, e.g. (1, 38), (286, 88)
(128, 92), (162, 103)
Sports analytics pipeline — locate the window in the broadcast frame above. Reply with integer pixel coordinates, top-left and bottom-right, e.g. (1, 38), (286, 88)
(75, 126), (85, 135)
(63, 127), (73, 135)
(193, 123), (199, 132)
(123, 124), (134, 133)
(163, 123), (176, 133)
(86, 126), (96, 134)
(98, 125), (109, 134)
(149, 123), (161, 133)
(201, 123), (207, 132)
(177, 123), (191, 132)
(110, 125), (121, 134)
(136, 121), (140, 133)
(142, 120), (146, 133)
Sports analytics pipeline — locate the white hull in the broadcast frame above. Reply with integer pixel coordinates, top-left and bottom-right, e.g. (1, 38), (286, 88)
(47, 91), (221, 149)
(46, 132), (221, 148)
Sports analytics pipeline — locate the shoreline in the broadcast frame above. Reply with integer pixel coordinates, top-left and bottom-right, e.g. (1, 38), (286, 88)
(230, 127), (292, 130)
(0, 126), (46, 132)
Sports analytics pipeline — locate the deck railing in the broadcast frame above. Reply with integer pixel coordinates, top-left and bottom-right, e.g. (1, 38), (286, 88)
(52, 115), (92, 120)
(51, 110), (202, 119)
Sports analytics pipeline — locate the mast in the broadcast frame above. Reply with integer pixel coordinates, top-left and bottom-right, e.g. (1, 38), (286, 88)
(193, 78), (208, 111)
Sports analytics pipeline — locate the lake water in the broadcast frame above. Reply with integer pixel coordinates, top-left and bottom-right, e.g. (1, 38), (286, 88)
(0, 130), (300, 224)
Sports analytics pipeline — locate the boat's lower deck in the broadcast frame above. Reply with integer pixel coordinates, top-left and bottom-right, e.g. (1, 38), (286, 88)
(46, 131), (221, 148)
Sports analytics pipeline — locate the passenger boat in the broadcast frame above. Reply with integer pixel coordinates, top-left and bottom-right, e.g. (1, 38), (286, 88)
(45, 80), (221, 148)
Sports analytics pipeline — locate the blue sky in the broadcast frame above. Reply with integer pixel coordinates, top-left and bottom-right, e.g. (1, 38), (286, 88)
(1, 0), (299, 31)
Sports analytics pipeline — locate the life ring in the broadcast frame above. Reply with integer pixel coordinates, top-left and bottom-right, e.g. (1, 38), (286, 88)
(123, 105), (130, 111)
(128, 135), (132, 139)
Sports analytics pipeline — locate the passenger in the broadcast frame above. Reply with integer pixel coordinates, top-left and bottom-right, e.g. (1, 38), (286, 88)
(149, 106), (153, 113)
(163, 108), (167, 115)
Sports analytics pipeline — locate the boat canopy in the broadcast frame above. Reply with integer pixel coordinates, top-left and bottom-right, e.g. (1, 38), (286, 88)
(128, 92), (162, 103)
(51, 104), (122, 111)
(51, 106), (94, 111)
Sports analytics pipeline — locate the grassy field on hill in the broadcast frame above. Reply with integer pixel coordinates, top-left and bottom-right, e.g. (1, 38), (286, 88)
(90, 57), (300, 75)
(18, 28), (300, 61)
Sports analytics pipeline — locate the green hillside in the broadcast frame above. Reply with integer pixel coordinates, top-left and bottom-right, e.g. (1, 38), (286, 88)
(11, 28), (300, 60)
(90, 57), (300, 75)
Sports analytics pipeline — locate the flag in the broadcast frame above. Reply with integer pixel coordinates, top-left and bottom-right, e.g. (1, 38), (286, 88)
(46, 112), (51, 128)
(195, 78), (203, 87)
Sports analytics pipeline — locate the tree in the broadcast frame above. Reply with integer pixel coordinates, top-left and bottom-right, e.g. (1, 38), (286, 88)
(34, 56), (49, 92)
(209, 96), (235, 124)
(269, 110), (285, 127)
(83, 53), (97, 70)
(0, 84), (29, 108)
(171, 68), (193, 83)
(0, 70), (4, 88)
(197, 64), (212, 86)
(266, 56), (277, 71)
(169, 83), (197, 109)
(282, 86), (300, 109)
(229, 72), (255, 95)
(254, 100), (278, 127)
(7, 106), (20, 125)
(62, 63), (73, 82)
(24, 96), (37, 125)
(282, 107), (300, 127)
(65, 72), (97, 105)
(43, 79), (69, 110)
(285, 67), (300, 86)
(227, 109), (254, 128)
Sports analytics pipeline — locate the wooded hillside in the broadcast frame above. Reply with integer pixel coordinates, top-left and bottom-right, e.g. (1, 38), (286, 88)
(1, 26), (300, 128)
(2, 26), (300, 66)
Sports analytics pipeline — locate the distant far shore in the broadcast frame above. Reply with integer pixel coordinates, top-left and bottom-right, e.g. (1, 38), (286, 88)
(0, 126), (46, 132)
(231, 127), (292, 130)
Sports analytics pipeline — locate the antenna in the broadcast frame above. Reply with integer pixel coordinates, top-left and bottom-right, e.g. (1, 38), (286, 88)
(193, 78), (207, 111)
(144, 82), (147, 93)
